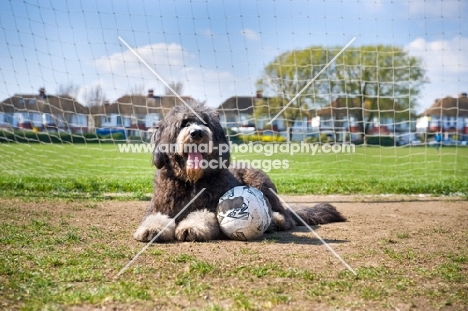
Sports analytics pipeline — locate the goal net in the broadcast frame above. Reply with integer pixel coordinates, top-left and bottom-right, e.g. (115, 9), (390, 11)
(0, 0), (466, 194)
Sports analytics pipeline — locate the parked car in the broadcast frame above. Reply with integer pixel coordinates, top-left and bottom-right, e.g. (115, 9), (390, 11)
(239, 130), (286, 143)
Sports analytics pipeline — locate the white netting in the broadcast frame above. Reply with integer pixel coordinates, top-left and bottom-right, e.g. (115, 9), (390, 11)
(0, 0), (467, 181)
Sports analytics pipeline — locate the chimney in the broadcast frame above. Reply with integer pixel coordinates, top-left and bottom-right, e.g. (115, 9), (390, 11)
(256, 90), (263, 99)
(147, 89), (154, 98)
(39, 87), (46, 98)
(458, 92), (467, 98)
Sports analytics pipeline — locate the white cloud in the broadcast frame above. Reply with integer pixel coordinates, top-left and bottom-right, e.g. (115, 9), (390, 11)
(93, 42), (238, 107)
(405, 0), (466, 17)
(241, 28), (260, 41)
(406, 36), (468, 106)
(362, 0), (384, 12)
(201, 28), (214, 38)
(406, 36), (468, 74)
(95, 42), (190, 77)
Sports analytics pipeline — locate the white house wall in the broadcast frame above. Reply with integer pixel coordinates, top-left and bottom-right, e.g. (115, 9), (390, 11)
(101, 114), (126, 127)
(100, 114), (155, 128)
(42, 113), (66, 127)
(70, 114), (87, 127)
(14, 112), (42, 127)
(426, 116), (465, 130)
(145, 113), (160, 128)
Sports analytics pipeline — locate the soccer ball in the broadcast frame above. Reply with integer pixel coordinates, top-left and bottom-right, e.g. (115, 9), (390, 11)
(216, 186), (272, 241)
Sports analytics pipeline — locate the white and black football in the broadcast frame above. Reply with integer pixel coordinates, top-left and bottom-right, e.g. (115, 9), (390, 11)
(217, 186), (272, 241)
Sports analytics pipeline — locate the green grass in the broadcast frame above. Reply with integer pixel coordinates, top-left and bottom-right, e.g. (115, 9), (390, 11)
(1, 196), (467, 309)
(0, 143), (467, 198)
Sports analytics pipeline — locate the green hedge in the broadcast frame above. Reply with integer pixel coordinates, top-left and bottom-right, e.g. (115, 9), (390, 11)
(0, 130), (125, 144)
(0, 130), (398, 146)
(366, 136), (395, 146)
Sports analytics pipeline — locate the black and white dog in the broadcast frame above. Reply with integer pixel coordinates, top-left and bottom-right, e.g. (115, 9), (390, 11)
(134, 103), (346, 242)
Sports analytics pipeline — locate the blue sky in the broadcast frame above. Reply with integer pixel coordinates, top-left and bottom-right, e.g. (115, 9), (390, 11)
(0, 0), (467, 112)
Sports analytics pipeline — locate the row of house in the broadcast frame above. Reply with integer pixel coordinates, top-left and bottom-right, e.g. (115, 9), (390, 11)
(0, 88), (196, 139)
(0, 88), (89, 133)
(1, 88), (468, 142)
(218, 92), (468, 142)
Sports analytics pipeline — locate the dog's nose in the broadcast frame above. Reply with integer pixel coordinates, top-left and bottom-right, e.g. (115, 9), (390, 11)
(190, 129), (203, 140)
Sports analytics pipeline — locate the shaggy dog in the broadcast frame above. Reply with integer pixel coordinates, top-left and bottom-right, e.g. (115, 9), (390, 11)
(134, 103), (346, 242)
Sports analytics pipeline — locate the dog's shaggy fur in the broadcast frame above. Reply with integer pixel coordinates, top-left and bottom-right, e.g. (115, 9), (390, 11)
(134, 103), (346, 242)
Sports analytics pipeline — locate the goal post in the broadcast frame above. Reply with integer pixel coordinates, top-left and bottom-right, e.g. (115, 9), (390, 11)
(0, 0), (467, 188)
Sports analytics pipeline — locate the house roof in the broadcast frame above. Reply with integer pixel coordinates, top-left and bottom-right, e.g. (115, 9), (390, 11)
(217, 96), (256, 115)
(1, 92), (198, 117)
(96, 95), (197, 116)
(421, 95), (468, 117)
(318, 97), (415, 119)
(317, 98), (362, 118)
(1, 94), (88, 114)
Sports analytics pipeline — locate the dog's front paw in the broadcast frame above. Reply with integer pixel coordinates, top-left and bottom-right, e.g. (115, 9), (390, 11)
(133, 213), (175, 242)
(175, 210), (220, 242)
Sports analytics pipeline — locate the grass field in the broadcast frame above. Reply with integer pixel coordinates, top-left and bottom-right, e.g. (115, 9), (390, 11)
(1, 143), (467, 198)
(1, 143), (467, 310)
(1, 196), (467, 310)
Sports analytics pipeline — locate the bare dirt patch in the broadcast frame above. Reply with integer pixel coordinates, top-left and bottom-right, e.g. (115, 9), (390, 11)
(1, 196), (467, 310)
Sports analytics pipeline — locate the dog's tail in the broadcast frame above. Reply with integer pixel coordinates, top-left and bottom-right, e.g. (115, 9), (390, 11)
(291, 203), (346, 226)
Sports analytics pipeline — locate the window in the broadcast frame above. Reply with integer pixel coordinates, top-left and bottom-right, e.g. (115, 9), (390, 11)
(321, 117), (333, 127)
(449, 117), (455, 127)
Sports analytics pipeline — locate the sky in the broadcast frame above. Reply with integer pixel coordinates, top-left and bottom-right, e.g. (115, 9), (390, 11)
(0, 0), (467, 112)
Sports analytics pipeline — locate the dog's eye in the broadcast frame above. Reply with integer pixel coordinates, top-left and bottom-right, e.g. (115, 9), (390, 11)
(181, 120), (190, 128)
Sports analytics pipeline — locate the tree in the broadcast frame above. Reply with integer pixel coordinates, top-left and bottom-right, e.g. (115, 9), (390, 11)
(85, 85), (106, 107)
(255, 46), (334, 133)
(56, 82), (79, 98)
(256, 45), (426, 137)
(130, 84), (145, 95)
(165, 82), (183, 96)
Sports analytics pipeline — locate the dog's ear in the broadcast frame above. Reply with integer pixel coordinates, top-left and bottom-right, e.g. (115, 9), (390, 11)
(211, 110), (220, 121)
(154, 147), (167, 169)
(152, 122), (168, 169)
